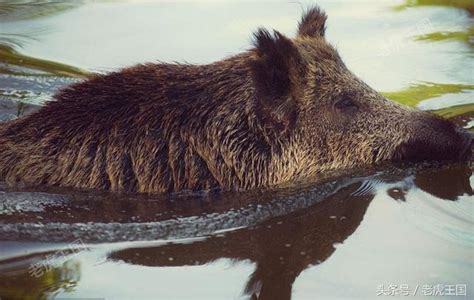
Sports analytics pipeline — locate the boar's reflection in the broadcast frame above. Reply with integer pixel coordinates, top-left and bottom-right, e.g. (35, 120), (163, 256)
(109, 163), (472, 300)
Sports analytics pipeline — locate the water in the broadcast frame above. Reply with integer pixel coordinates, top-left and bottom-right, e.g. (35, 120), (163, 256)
(0, 0), (473, 299)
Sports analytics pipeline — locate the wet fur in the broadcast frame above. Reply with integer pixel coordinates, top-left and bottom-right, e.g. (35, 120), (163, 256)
(0, 7), (470, 193)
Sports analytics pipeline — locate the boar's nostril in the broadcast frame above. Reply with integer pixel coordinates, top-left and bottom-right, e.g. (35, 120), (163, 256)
(392, 125), (472, 162)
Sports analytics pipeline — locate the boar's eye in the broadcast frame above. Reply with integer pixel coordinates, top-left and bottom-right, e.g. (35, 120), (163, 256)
(334, 96), (357, 111)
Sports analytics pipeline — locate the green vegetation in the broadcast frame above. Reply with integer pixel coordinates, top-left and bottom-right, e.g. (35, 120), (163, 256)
(434, 103), (474, 118)
(382, 81), (474, 107)
(394, 0), (474, 14)
(415, 27), (474, 47)
(0, 1), (91, 78)
(0, 44), (91, 78)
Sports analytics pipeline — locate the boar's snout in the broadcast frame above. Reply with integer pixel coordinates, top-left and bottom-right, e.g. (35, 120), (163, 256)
(394, 114), (473, 162)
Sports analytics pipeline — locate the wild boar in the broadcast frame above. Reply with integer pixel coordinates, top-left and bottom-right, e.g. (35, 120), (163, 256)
(0, 7), (471, 193)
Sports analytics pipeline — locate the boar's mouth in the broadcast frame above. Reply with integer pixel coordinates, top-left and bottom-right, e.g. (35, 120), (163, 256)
(392, 129), (473, 163)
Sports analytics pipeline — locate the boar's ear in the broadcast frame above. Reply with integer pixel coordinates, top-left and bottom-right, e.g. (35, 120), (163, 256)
(297, 6), (327, 38)
(251, 28), (301, 134)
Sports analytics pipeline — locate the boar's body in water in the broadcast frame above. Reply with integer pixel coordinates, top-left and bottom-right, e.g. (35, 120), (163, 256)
(0, 7), (471, 193)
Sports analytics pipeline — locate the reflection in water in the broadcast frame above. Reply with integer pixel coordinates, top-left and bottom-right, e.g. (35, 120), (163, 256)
(414, 163), (472, 200)
(0, 163), (470, 299)
(0, 250), (80, 300)
(110, 184), (373, 300)
(0, 168), (373, 242)
(106, 164), (472, 300)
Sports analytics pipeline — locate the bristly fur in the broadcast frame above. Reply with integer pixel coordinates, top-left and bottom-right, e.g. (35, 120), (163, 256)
(0, 6), (470, 193)
(251, 28), (301, 135)
(297, 6), (327, 38)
